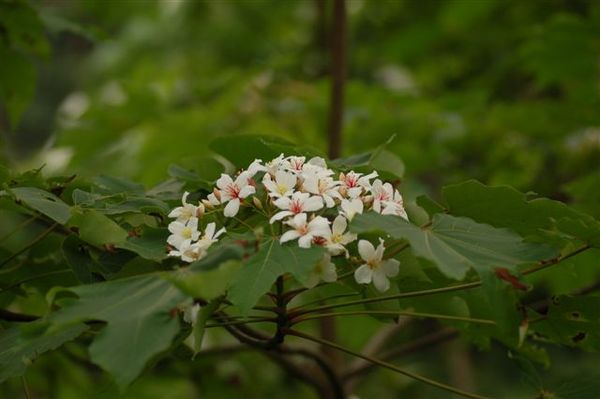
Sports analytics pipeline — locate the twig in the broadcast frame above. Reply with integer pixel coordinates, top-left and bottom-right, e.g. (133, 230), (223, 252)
(287, 329), (490, 399)
(292, 310), (496, 326)
(0, 223), (58, 268)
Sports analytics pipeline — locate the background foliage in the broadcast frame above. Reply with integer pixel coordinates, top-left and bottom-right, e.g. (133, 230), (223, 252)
(0, 0), (599, 398)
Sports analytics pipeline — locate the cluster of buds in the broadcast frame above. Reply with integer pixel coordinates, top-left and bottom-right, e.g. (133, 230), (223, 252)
(167, 154), (408, 292)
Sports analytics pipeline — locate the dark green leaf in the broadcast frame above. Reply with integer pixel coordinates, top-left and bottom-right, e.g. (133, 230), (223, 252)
(9, 187), (71, 224)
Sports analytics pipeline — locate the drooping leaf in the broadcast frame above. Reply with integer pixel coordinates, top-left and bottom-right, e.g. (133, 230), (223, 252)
(351, 212), (557, 280)
(0, 321), (87, 383)
(62, 235), (106, 283)
(228, 240), (325, 314)
(49, 274), (186, 389)
(9, 187), (71, 224)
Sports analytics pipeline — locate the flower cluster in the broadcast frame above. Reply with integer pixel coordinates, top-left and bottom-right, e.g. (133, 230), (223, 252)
(167, 154), (408, 292)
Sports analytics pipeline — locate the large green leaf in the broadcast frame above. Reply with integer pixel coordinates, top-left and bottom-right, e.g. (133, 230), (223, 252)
(0, 321), (87, 383)
(49, 274), (186, 389)
(116, 226), (169, 262)
(228, 240), (325, 315)
(351, 212), (557, 280)
(442, 180), (599, 245)
(9, 187), (71, 224)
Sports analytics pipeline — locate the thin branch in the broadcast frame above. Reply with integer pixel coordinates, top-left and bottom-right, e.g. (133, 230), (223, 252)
(326, 0), (347, 159)
(292, 310), (496, 326)
(290, 244), (591, 317)
(205, 318), (275, 329)
(287, 329), (490, 399)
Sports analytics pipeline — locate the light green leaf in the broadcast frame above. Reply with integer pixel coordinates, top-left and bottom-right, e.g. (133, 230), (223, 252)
(10, 187), (71, 224)
(193, 299), (221, 356)
(228, 240), (324, 315)
(69, 209), (128, 246)
(116, 227), (169, 262)
(50, 274), (186, 389)
(352, 212), (557, 280)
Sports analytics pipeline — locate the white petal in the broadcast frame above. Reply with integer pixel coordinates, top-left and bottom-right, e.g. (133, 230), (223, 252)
(238, 185), (255, 198)
(273, 196), (291, 210)
(182, 191), (190, 205)
(298, 234), (313, 248)
(216, 174), (233, 190)
(303, 196), (323, 212)
(374, 239), (385, 261)
(372, 269), (390, 292)
(269, 210), (293, 224)
(223, 198), (240, 217)
(321, 262), (337, 282)
(358, 240), (375, 261)
(354, 264), (373, 284)
(280, 230), (301, 243)
(323, 195), (335, 208)
(204, 222), (215, 239)
(332, 215), (347, 235)
(382, 259), (400, 277)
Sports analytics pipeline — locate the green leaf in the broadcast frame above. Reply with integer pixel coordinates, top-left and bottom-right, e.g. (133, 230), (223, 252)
(189, 242), (245, 272)
(0, 1), (50, 56)
(442, 180), (597, 242)
(92, 175), (145, 195)
(9, 187), (71, 224)
(193, 299), (221, 356)
(116, 227), (169, 262)
(168, 261), (240, 300)
(69, 210), (128, 246)
(331, 135), (404, 179)
(62, 235), (106, 283)
(49, 274), (186, 389)
(0, 321), (87, 383)
(228, 240), (324, 314)
(351, 212), (557, 280)
(531, 295), (600, 352)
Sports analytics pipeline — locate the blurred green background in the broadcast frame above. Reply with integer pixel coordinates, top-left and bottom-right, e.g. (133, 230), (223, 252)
(1, 0), (599, 398)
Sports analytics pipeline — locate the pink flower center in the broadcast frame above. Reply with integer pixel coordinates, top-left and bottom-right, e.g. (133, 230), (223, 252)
(226, 184), (241, 199)
(345, 175), (358, 188)
(290, 199), (303, 214)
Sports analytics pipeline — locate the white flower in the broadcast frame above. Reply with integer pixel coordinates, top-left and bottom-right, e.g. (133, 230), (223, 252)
(354, 239), (400, 292)
(302, 175), (341, 208)
(370, 179), (395, 214)
(215, 171), (256, 217)
(340, 198), (364, 221)
(167, 218), (200, 249)
(168, 240), (206, 263)
(168, 191), (200, 222)
(265, 154), (290, 175)
(301, 157), (334, 177)
(303, 253), (337, 288)
(324, 215), (357, 257)
(247, 159), (267, 175)
(263, 170), (297, 199)
(287, 156), (306, 173)
(197, 222), (226, 249)
(340, 171), (378, 198)
(381, 189), (408, 220)
(280, 213), (330, 248)
(270, 191), (324, 223)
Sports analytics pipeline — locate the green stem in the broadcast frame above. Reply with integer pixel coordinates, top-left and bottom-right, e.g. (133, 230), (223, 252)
(286, 329), (491, 399)
(292, 310), (495, 326)
(290, 282), (481, 317)
(206, 318), (275, 328)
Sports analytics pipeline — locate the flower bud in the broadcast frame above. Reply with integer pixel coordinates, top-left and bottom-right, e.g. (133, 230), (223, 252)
(196, 202), (205, 217)
(212, 188), (221, 201)
(252, 196), (263, 210)
(202, 199), (214, 209)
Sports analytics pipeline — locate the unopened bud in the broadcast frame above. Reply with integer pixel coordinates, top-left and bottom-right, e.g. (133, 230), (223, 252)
(202, 199), (214, 209)
(338, 186), (348, 197)
(252, 196), (263, 210)
(362, 195), (373, 207)
(196, 202), (205, 217)
(213, 188), (221, 201)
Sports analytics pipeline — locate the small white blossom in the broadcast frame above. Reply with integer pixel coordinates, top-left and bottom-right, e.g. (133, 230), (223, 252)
(340, 171), (378, 198)
(247, 159), (267, 175)
(354, 239), (400, 292)
(168, 192), (200, 222)
(370, 179), (395, 214)
(167, 218), (200, 249)
(197, 222), (226, 249)
(169, 240), (206, 263)
(302, 175), (341, 208)
(280, 213), (330, 248)
(381, 189), (408, 219)
(263, 170), (297, 199)
(265, 154), (290, 175)
(215, 171), (256, 217)
(303, 253), (337, 288)
(340, 198), (364, 221)
(287, 156), (306, 173)
(270, 191), (324, 223)
(324, 215), (357, 257)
